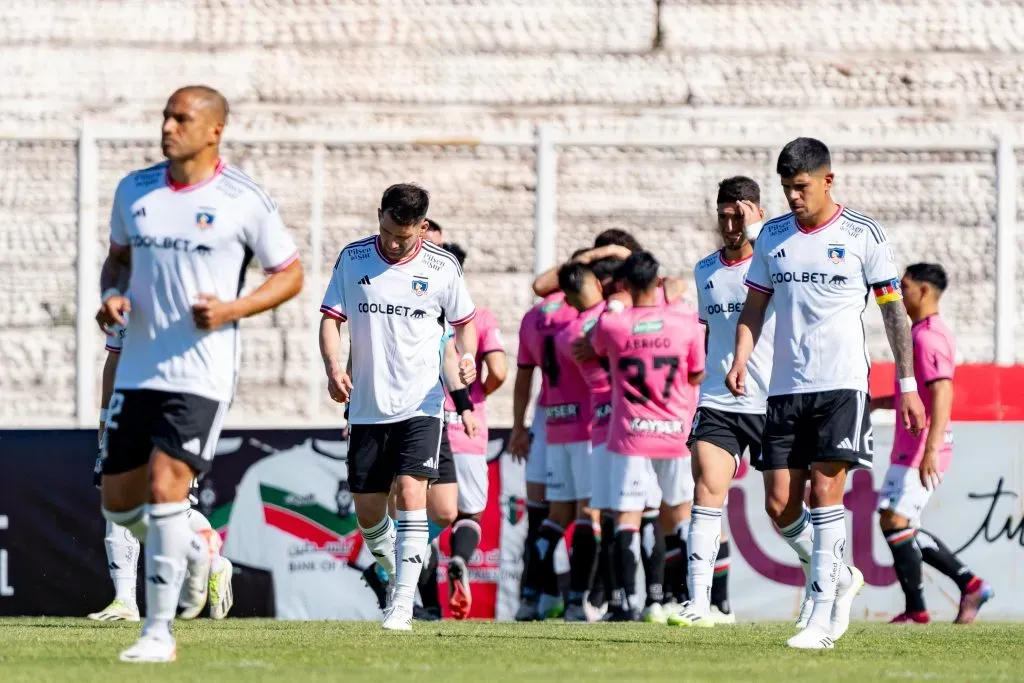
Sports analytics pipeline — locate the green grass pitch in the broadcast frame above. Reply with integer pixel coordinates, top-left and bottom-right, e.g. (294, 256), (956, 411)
(1, 618), (1021, 682)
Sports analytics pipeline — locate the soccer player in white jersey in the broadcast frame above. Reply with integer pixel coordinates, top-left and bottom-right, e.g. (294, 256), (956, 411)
(319, 184), (477, 631)
(89, 326), (232, 623)
(671, 176), (773, 628)
(729, 138), (925, 649)
(95, 85), (303, 662)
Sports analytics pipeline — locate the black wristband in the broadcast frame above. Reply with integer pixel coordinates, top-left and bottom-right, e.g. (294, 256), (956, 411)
(450, 388), (473, 414)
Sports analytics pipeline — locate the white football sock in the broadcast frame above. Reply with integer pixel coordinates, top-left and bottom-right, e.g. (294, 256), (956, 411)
(143, 501), (192, 639)
(687, 506), (722, 614)
(778, 506), (814, 581)
(360, 515), (397, 578)
(104, 521), (139, 606)
(808, 505), (847, 631)
(395, 509), (430, 604)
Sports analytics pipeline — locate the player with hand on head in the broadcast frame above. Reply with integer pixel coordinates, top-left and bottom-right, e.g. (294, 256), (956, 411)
(871, 263), (992, 625)
(729, 137), (925, 649)
(438, 241), (508, 620)
(671, 176), (773, 629)
(95, 85), (303, 662)
(319, 184), (477, 632)
(591, 251), (705, 622)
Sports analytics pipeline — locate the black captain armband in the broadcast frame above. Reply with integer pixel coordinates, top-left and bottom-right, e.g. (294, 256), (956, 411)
(450, 388), (473, 414)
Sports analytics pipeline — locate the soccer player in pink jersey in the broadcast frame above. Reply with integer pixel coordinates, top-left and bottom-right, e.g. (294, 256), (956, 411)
(517, 288), (596, 619)
(592, 251), (706, 621)
(870, 263), (992, 624)
(509, 285), (580, 620)
(439, 242), (508, 620)
(555, 256), (625, 621)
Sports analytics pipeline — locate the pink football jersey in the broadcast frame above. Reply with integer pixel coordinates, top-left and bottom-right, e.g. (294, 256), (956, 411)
(593, 302), (706, 459)
(891, 315), (956, 471)
(445, 308), (504, 455)
(556, 300), (610, 445)
(516, 292), (589, 444)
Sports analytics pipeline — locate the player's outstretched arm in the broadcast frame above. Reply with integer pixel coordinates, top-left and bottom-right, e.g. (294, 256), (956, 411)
(531, 244), (633, 297)
(920, 378), (953, 489)
(879, 300), (926, 434)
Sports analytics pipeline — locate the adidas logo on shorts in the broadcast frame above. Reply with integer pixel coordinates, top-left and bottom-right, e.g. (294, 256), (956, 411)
(835, 438), (855, 450)
(182, 438), (201, 455)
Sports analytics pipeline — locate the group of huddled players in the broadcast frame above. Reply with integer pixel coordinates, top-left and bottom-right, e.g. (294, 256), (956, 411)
(502, 138), (992, 648)
(89, 81), (992, 662)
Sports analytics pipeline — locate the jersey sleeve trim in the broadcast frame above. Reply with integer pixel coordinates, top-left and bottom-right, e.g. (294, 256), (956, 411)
(110, 240), (129, 253)
(698, 317), (707, 324)
(319, 305), (347, 322)
(744, 279), (773, 294)
(450, 309), (477, 327)
(265, 250), (300, 274)
(105, 344), (121, 354)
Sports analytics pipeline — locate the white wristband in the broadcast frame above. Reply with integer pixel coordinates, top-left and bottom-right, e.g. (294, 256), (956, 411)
(99, 408), (108, 422)
(101, 288), (121, 304)
(461, 352), (474, 363)
(744, 220), (764, 241)
(898, 377), (918, 394)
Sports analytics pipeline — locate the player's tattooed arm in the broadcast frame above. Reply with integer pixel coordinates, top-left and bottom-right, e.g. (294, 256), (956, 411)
(879, 300), (915, 381)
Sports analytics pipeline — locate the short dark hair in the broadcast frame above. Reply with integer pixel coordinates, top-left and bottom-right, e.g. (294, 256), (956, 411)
(589, 256), (625, 283)
(441, 241), (466, 268)
(594, 229), (642, 252)
(618, 251), (660, 291)
(380, 184), (429, 226)
(717, 176), (761, 205)
(426, 218), (443, 234)
(905, 262), (948, 293)
(776, 137), (831, 177)
(558, 262), (592, 296)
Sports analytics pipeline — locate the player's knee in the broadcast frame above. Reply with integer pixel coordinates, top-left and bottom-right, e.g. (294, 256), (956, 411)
(808, 476), (844, 508)
(763, 494), (790, 524)
(429, 503), (457, 529)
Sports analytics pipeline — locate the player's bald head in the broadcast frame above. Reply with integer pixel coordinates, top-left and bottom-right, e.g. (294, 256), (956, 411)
(168, 85), (229, 125)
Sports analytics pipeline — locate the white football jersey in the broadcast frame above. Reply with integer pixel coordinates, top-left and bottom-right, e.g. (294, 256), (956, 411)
(221, 438), (381, 620)
(694, 249), (775, 413)
(744, 205), (900, 396)
(109, 160), (299, 403)
(320, 237), (476, 425)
